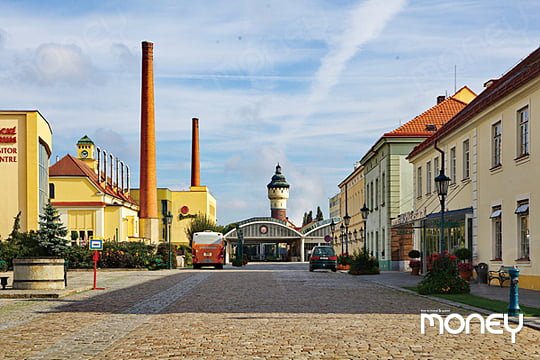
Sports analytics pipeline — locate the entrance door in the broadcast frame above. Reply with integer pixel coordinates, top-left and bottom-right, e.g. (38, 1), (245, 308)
(262, 243), (277, 261)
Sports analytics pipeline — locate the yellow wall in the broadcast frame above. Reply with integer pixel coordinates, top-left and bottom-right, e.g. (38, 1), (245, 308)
(0, 111), (52, 239)
(475, 76), (540, 289)
(337, 164), (365, 255)
(131, 185), (217, 246)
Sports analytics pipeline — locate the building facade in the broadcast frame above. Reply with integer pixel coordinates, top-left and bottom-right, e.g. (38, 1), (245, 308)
(336, 162), (365, 255)
(408, 47), (540, 289)
(0, 111), (52, 239)
(49, 136), (140, 244)
(361, 87), (476, 270)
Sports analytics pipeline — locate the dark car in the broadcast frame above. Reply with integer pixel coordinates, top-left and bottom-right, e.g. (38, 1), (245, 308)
(309, 246), (337, 272)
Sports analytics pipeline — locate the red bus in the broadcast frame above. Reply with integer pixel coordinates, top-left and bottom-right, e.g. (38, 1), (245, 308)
(192, 231), (225, 269)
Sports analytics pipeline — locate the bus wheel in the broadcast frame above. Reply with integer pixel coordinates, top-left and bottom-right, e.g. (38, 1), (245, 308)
(215, 264), (223, 269)
(193, 264), (201, 269)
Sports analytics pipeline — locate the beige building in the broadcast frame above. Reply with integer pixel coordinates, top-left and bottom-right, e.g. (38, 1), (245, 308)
(336, 163), (365, 255)
(408, 47), (540, 290)
(0, 111), (52, 239)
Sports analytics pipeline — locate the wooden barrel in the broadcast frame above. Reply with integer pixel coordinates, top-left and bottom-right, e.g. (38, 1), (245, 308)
(13, 258), (66, 290)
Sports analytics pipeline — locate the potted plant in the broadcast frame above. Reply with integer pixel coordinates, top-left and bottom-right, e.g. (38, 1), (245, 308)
(337, 253), (353, 270)
(408, 250), (421, 275)
(457, 262), (474, 281)
(409, 260), (422, 275)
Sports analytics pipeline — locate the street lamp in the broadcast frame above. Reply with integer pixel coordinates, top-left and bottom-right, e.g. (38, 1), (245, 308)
(165, 211), (173, 269)
(343, 214), (351, 255)
(435, 169), (451, 254)
(361, 203), (370, 253)
(340, 224), (345, 255)
(353, 229), (358, 243)
(330, 218), (336, 247)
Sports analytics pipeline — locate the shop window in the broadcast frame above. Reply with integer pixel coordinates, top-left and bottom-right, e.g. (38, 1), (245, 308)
(490, 206), (502, 260)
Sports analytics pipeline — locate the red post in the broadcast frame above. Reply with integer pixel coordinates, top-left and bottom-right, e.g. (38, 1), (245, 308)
(92, 250), (105, 290)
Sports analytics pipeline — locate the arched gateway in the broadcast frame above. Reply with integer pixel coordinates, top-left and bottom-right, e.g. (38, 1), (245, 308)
(224, 217), (340, 262)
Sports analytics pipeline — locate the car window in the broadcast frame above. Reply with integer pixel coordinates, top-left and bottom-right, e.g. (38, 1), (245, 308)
(313, 247), (334, 256)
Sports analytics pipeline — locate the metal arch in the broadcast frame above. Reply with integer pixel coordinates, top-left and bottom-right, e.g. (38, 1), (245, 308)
(223, 219), (302, 240)
(302, 217), (341, 237)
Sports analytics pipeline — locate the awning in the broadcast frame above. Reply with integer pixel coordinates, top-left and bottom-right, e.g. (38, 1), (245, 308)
(515, 203), (529, 214)
(490, 209), (502, 218)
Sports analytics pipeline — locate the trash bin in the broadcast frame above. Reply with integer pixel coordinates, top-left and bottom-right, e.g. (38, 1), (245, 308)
(475, 262), (488, 284)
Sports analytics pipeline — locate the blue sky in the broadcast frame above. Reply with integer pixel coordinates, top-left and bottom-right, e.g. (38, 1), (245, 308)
(1, 0), (539, 226)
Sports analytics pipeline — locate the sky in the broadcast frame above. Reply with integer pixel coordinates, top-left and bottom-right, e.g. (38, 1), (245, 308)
(1, 0), (539, 226)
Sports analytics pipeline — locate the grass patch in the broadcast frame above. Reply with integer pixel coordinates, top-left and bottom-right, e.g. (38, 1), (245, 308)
(404, 286), (540, 316)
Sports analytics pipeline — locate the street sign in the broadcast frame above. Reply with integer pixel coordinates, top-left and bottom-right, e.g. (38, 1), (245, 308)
(324, 235), (331, 243)
(89, 239), (103, 250)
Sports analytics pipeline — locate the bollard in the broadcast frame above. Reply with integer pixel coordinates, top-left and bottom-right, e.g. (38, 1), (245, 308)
(507, 267), (520, 316)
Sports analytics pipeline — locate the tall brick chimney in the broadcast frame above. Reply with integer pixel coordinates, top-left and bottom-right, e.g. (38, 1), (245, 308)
(191, 118), (200, 187)
(139, 41), (159, 243)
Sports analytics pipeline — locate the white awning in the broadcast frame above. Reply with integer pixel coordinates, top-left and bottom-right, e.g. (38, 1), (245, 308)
(490, 209), (502, 218)
(515, 203), (529, 214)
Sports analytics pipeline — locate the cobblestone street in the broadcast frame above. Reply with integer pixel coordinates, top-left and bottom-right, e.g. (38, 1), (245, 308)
(1, 263), (538, 359)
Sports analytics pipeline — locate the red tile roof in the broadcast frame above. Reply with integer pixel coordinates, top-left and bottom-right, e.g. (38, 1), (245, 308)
(384, 87), (474, 137)
(49, 155), (137, 206)
(408, 47), (540, 159)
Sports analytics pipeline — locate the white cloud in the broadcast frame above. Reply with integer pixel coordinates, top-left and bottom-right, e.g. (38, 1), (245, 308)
(18, 43), (98, 85)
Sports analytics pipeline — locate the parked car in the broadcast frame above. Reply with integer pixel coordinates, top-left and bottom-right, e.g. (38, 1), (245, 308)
(309, 246), (337, 272)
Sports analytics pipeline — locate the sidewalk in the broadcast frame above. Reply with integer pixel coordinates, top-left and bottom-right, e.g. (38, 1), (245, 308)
(0, 269), (149, 299)
(360, 270), (540, 330)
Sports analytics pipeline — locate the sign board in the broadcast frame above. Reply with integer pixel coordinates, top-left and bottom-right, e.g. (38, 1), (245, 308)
(324, 235), (332, 243)
(89, 236), (104, 250)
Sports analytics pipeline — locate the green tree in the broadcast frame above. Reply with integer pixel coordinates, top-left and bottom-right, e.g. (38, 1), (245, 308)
(315, 206), (324, 221)
(37, 201), (69, 257)
(185, 213), (221, 247)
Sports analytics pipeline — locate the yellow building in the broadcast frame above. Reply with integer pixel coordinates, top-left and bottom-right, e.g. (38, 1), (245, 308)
(408, 47), (540, 289)
(49, 136), (140, 244)
(336, 162), (365, 255)
(0, 111), (52, 239)
(131, 186), (217, 246)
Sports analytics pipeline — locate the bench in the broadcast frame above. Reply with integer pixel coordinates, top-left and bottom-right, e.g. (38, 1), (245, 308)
(0, 276), (8, 290)
(488, 266), (512, 287)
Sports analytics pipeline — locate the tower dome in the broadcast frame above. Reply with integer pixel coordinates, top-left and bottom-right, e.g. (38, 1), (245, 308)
(267, 163), (289, 221)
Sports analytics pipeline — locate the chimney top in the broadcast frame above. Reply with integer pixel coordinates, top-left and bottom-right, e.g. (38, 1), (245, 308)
(484, 79), (499, 88)
(436, 95), (446, 104)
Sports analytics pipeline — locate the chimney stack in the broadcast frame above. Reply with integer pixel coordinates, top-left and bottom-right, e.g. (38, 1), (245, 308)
(191, 117), (200, 187)
(139, 41), (159, 243)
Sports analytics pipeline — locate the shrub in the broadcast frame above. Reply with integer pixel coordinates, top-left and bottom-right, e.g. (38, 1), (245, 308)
(64, 245), (93, 269)
(338, 254), (353, 266)
(408, 250), (421, 259)
(417, 252), (470, 295)
(349, 249), (379, 275)
(454, 247), (472, 262)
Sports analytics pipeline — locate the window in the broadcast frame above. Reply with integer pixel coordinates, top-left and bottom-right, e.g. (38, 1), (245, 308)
(39, 143), (49, 216)
(434, 156), (439, 174)
(515, 200), (529, 260)
(517, 106), (529, 157)
(370, 181), (374, 211)
(375, 178), (379, 209)
(463, 139), (470, 179)
(381, 173), (385, 206)
(492, 121), (502, 167)
(426, 161), (432, 194)
(49, 183), (55, 199)
(450, 147), (456, 183)
(417, 166), (422, 197)
(490, 206), (502, 260)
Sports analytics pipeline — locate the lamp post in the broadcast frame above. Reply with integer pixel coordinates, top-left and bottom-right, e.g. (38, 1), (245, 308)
(330, 218), (336, 248)
(165, 212), (173, 269)
(435, 169), (451, 254)
(353, 229), (358, 244)
(361, 203), (370, 253)
(340, 224), (345, 255)
(343, 214), (351, 255)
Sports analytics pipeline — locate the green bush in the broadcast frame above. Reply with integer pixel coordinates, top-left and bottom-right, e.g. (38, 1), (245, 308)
(408, 249), (421, 259)
(417, 252), (470, 294)
(98, 241), (159, 269)
(454, 247), (472, 262)
(63, 245), (93, 269)
(349, 249), (379, 275)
